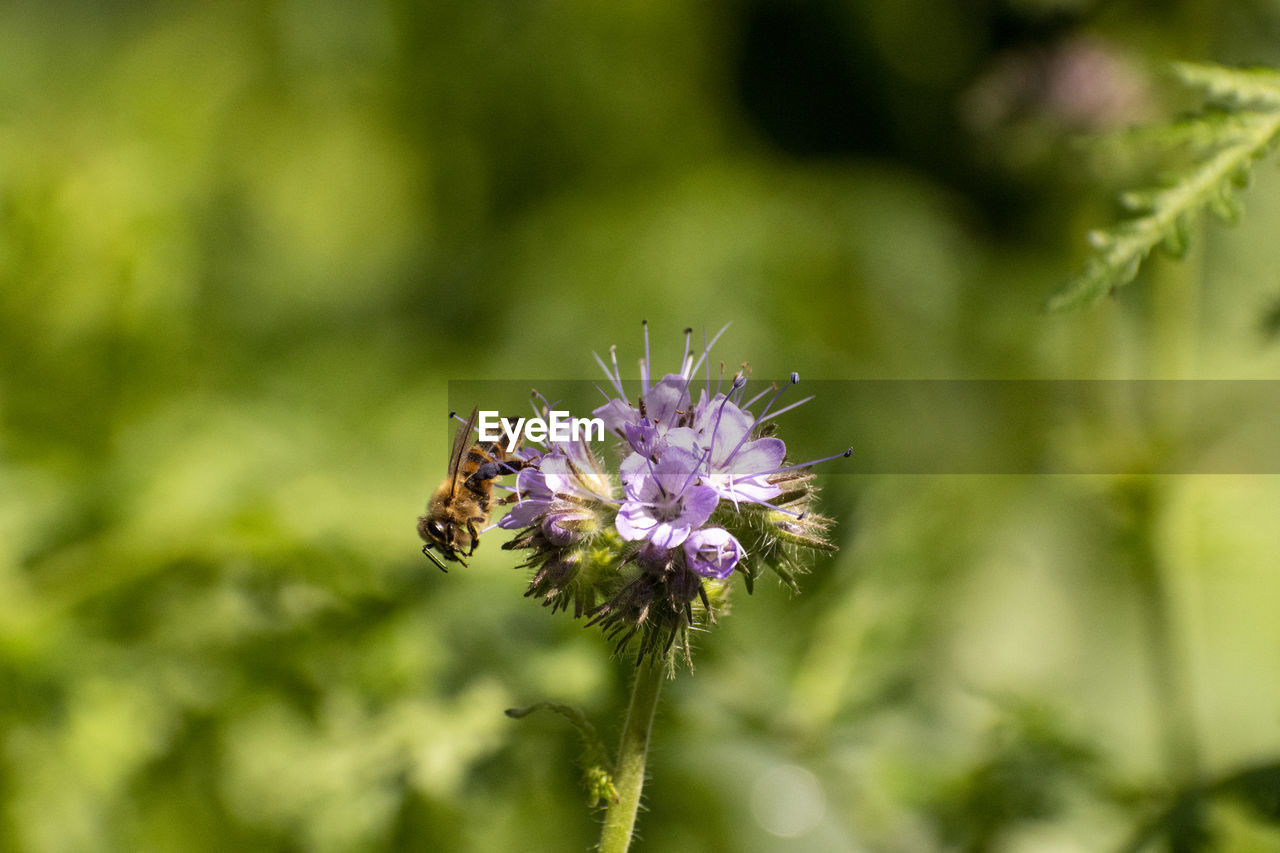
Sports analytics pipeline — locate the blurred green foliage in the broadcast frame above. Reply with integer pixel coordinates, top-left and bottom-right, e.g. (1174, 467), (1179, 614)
(5, 1), (1280, 851)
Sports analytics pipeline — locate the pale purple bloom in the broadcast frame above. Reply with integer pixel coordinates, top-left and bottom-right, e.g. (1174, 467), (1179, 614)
(594, 325), (842, 552)
(499, 440), (613, 545)
(499, 467), (554, 529)
(623, 420), (661, 457)
(641, 374), (691, 427)
(665, 391), (786, 505)
(593, 397), (640, 437)
(615, 447), (719, 549)
(683, 527), (744, 579)
(499, 322), (844, 664)
(595, 373), (692, 456)
(498, 467), (594, 545)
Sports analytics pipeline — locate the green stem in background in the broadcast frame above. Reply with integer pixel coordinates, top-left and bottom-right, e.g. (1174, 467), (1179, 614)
(1138, 237), (1203, 781)
(599, 663), (665, 853)
(1122, 479), (1200, 778)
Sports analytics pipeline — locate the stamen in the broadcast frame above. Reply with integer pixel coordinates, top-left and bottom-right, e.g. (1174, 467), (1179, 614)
(593, 350), (626, 398)
(731, 367), (749, 405)
(703, 329), (711, 398)
(609, 344), (623, 386)
(640, 319), (651, 398)
(529, 388), (555, 420)
(644, 453), (662, 496)
(723, 372), (799, 464)
(688, 322), (731, 378)
(676, 446), (712, 496)
(770, 446), (853, 475)
(562, 450), (618, 503)
(681, 327), (692, 377)
(727, 489), (805, 518)
(449, 409), (481, 436)
(744, 382), (776, 409)
(675, 352), (706, 424)
(756, 395), (814, 424)
(705, 390), (740, 477)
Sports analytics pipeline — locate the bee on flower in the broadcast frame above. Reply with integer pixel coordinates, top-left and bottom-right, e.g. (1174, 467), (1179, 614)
(499, 323), (848, 666)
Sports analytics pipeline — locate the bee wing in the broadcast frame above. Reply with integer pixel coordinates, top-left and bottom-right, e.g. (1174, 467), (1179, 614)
(447, 407), (479, 499)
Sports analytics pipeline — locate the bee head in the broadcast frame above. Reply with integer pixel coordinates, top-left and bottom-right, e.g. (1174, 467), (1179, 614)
(418, 516), (468, 572)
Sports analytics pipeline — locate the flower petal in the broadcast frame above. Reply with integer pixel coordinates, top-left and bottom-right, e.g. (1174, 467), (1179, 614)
(724, 437), (785, 475)
(714, 475), (782, 503)
(615, 501), (657, 541)
(677, 483), (719, 529)
(650, 446), (703, 496)
(650, 521), (691, 549)
(624, 419), (661, 456)
(593, 398), (639, 435)
(642, 374), (690, 426)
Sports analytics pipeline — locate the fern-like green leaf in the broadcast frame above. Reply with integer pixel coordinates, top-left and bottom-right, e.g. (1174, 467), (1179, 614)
(1171, 62), (1280, 108)
(1048, 63), (1280, 312)
(506, 702), (619, 807)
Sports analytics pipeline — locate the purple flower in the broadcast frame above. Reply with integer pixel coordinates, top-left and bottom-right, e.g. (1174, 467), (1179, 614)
(665, 392), (786, 505)
(594, 374), (692, 456)
(622, 419), (662, 458)
(682, 527), (744, 579)
(499, 437), (614, 545)
(615, 447), (719, 549)
(595, 326), (849, 544)
(499, 467), (554, 529)
(497, 467), (591, 545)
(592, 322), (729, 456)
(499, 321), (845, 665)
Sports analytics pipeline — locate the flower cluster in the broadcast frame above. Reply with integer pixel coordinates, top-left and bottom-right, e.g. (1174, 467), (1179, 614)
(501, 324), (846, 665)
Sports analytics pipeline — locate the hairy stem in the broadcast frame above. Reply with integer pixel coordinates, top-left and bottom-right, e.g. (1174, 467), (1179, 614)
(599, 663), (665, 853)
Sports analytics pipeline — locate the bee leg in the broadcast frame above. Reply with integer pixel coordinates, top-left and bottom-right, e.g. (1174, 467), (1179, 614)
(466, 457), (528, 489)
(466, 519), (483, 555)
(421, 544), (449, 573)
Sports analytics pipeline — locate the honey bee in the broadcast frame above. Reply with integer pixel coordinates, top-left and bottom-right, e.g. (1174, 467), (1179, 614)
(417, 407), (524, 572)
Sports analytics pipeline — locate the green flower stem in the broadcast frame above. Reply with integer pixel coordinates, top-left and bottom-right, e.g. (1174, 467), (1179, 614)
(1144, 251), (1202, 779)
(599, 663), (665, 853)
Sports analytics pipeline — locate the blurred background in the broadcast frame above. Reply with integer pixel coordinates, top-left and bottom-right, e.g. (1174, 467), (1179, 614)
(4, 0), (1280, 850)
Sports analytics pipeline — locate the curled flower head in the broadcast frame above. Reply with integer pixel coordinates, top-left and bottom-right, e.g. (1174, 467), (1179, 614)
(500, 447), (611, 546)
(501, 323), (846, 666)
(683, 527), (743, 580)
